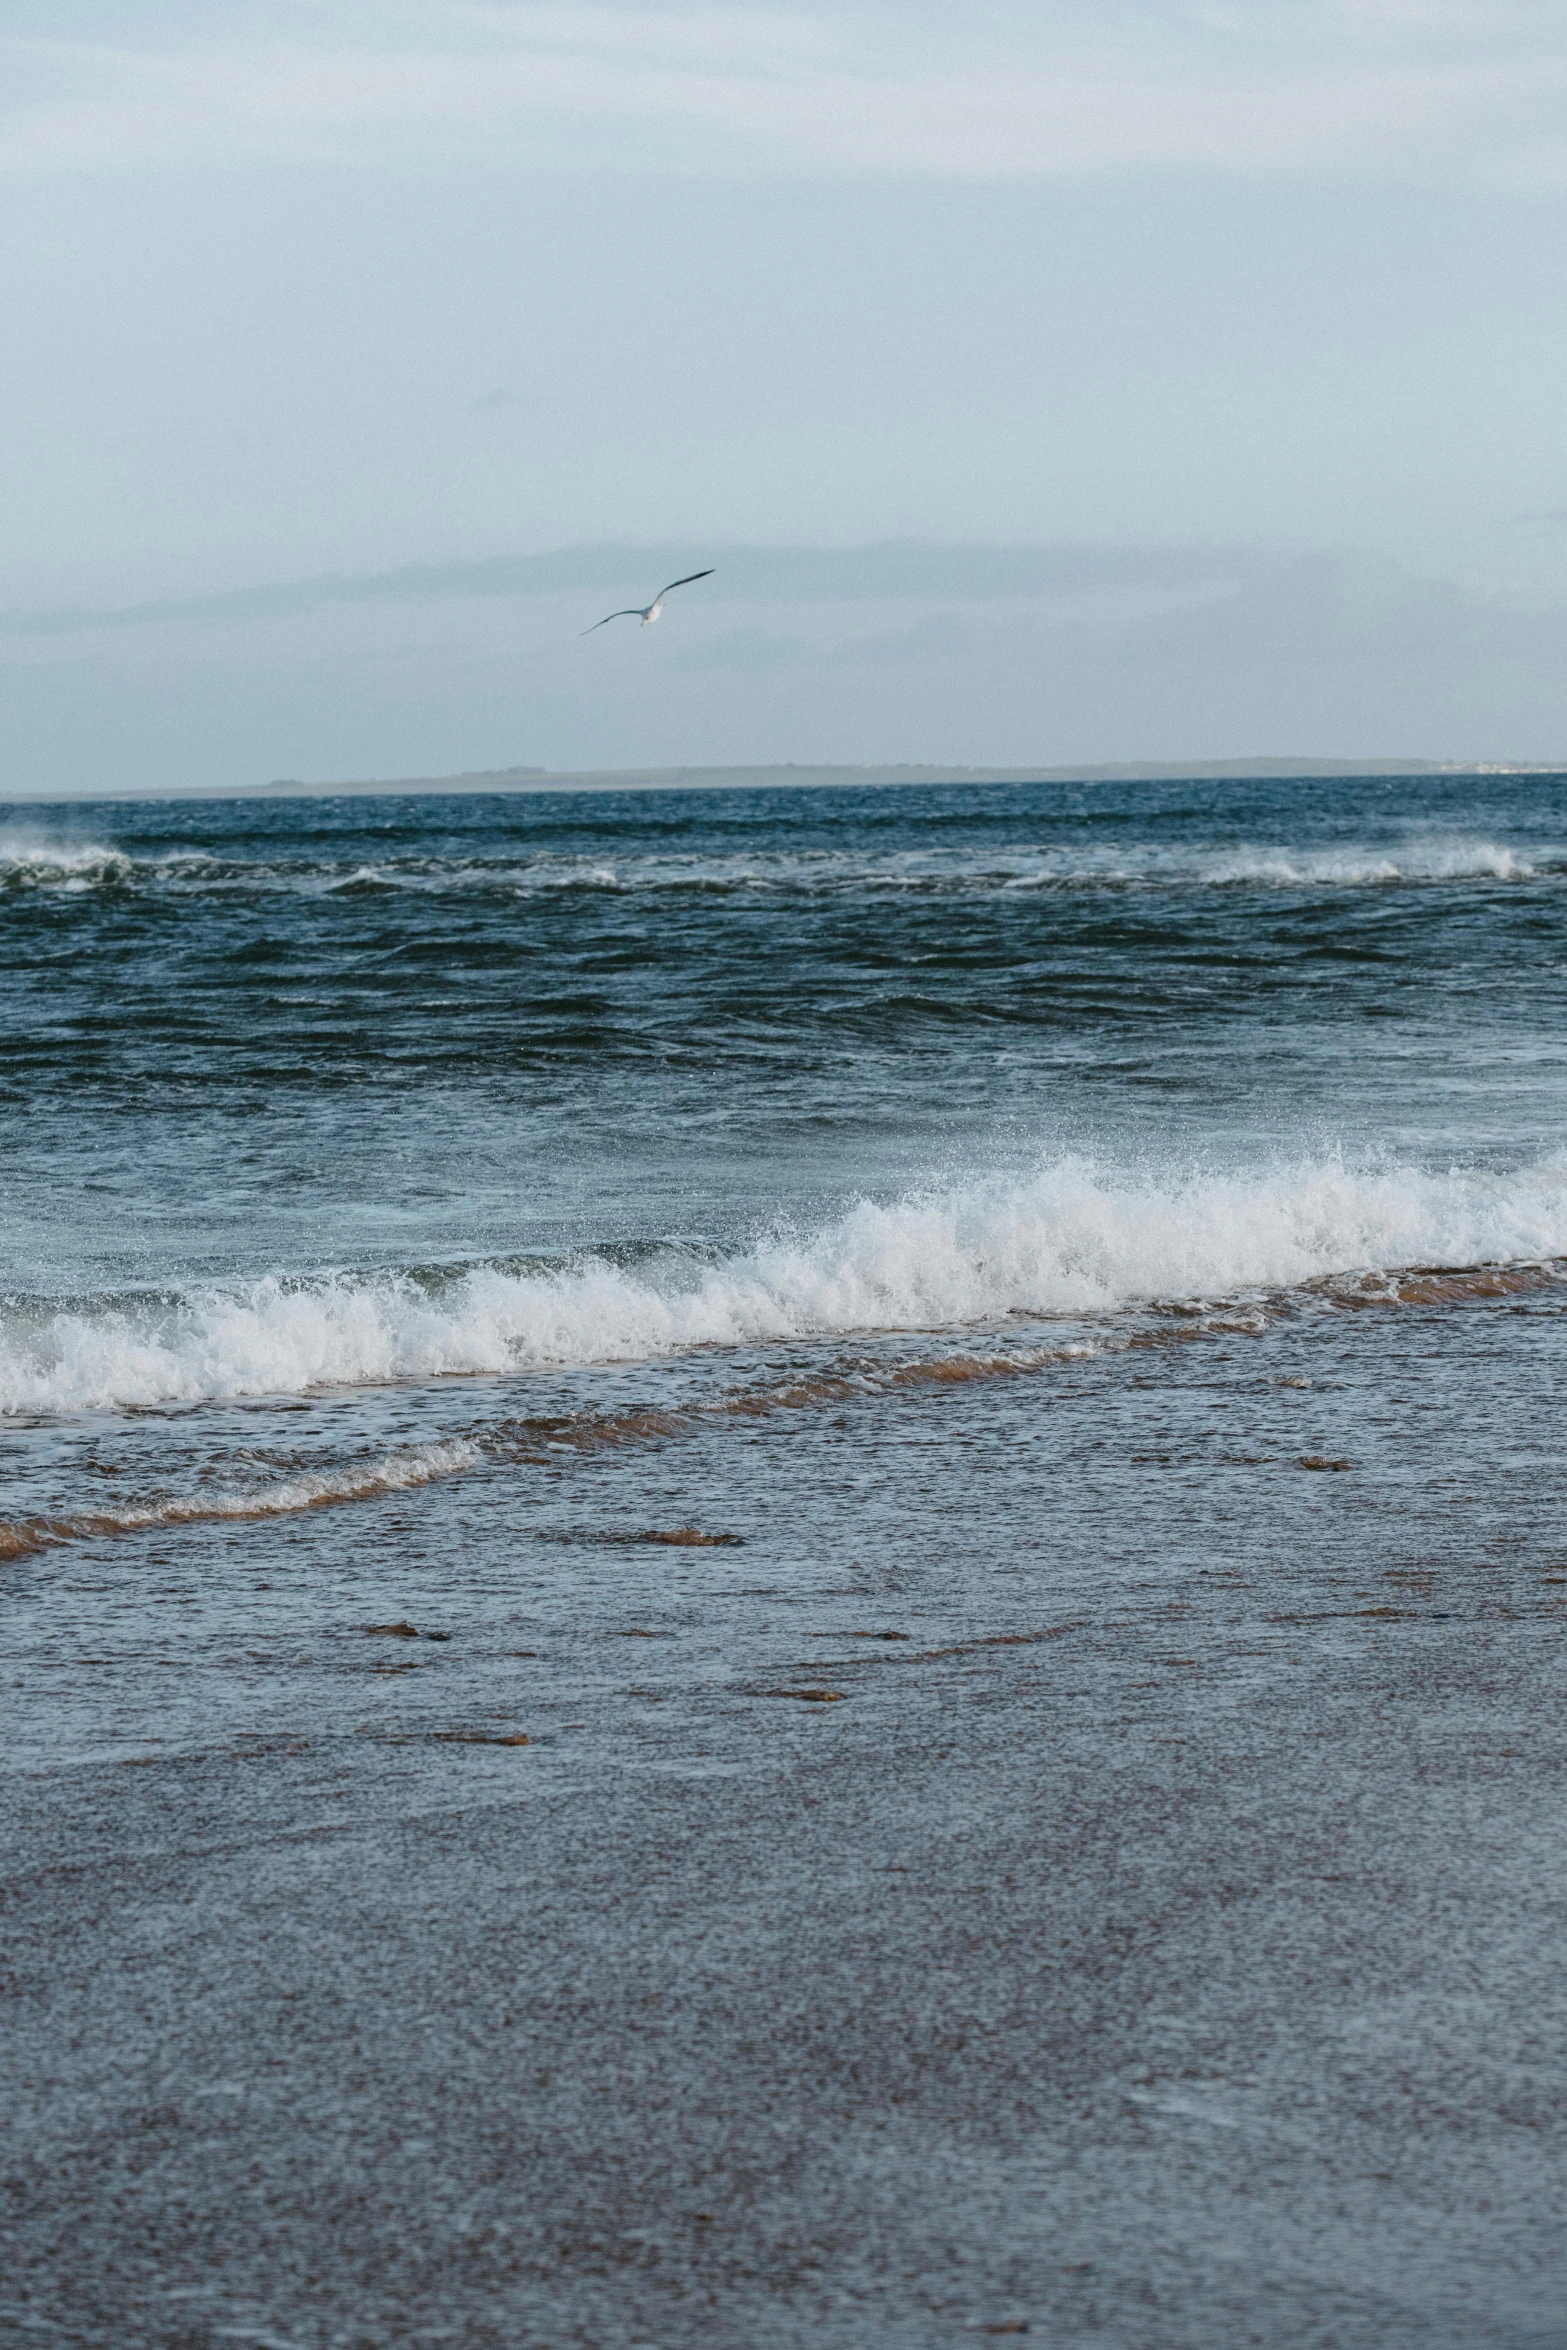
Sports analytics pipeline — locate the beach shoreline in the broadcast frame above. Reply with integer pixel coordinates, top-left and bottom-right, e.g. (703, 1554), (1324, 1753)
(5, 770), (1567, 2345)
(6, 1299), (1566, 2349)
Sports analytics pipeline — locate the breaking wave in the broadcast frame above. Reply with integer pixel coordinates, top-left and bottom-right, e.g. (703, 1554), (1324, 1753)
(1194, 841), (1537, 887)
(5, 1154), (1566, 1418)
(0, 833), (1552, 897)
(0, 836), (136, 889)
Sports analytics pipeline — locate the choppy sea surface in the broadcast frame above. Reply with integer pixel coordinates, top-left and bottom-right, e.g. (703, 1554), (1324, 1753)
(3, 770), (1566, 1750)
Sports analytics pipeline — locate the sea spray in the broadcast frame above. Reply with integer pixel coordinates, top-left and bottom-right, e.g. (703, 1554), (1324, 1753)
(5, 1153), (1565, 1417)
(0, 830), (1551, 897)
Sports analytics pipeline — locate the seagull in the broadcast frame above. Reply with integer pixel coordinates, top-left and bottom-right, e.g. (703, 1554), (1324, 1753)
(580, 568), (714, 635)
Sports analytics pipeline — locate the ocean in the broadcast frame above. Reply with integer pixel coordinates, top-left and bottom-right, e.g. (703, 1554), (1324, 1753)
(5, 771), (1567, 2345)
(4, 771), (1566, 1543)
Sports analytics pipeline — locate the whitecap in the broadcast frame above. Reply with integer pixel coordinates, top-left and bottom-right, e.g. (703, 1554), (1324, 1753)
(5, 1153), (1566, 1417)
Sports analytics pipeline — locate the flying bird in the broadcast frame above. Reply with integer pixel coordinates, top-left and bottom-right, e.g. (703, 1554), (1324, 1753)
(580, 569), (714, 635)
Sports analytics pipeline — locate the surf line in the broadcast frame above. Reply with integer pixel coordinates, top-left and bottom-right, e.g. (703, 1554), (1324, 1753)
(2, 1259), (1558, 1561)
(0, 1322), (1227, 1560)
(0, 1441), (477, 1562)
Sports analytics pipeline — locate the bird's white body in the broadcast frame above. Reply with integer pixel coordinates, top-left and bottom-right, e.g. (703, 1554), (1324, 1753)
(640, 596), (666, 625)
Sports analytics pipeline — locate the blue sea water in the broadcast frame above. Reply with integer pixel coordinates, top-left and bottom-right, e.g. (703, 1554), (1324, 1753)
(2, 768), (1566, 1626)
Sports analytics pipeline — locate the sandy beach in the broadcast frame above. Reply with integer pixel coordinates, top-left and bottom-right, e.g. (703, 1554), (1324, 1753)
(6, 1294), (1566, 2349)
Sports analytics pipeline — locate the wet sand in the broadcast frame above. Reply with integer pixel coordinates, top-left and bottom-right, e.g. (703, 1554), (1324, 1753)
(6, 1618), (1567, 2339)
(6, 1303), (1567, 2347)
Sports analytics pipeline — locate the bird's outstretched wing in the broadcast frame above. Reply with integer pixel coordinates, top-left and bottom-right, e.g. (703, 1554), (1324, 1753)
(580, 609), (645, 636)
(656, 569), (715, 599)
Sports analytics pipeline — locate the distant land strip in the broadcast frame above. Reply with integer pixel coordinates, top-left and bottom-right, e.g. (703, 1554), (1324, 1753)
(7, 757), (1553, 805)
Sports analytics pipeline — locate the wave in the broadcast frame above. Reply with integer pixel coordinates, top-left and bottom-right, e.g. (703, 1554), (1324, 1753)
(5, 1155), (1565, 1417)
(1195, 842), (1537, 887)
(0, 1441), (476, 1560)
(0, 834), (1551, 898)
(0, 836), (137, 889)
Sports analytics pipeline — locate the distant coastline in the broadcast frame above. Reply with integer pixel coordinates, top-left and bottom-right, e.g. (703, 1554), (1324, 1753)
(5, 756), (1556, 806)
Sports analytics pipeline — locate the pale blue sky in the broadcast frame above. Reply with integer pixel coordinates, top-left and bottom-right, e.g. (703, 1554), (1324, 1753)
(6, 3), (1567, 789)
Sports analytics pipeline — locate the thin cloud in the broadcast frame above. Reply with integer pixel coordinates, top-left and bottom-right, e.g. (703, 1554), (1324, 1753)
(5, 4), (1567, 184)
(670, 624), (813, 672)
(670, 610), (970, 672)
(0, 541), (1271, 640)
(822, 611), (970, 667)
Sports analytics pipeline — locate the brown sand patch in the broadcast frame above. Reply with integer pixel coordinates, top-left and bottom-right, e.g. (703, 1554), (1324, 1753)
(431, 1730), (531, 1747)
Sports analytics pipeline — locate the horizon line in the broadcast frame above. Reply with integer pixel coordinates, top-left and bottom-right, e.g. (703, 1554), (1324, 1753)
(3, 757), (1556, 809)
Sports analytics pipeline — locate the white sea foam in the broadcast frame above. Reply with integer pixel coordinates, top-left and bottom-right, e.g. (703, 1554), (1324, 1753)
(1196, 841), (1536, 887)
(0, 834), (1552, 896)
(0, 1441), (479, 1557)
(5, 1155), (1566, 1417)
(0, 835), (135, 888)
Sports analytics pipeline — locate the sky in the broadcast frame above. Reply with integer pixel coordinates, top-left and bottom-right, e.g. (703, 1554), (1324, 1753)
(5, 0), (1567, 792)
